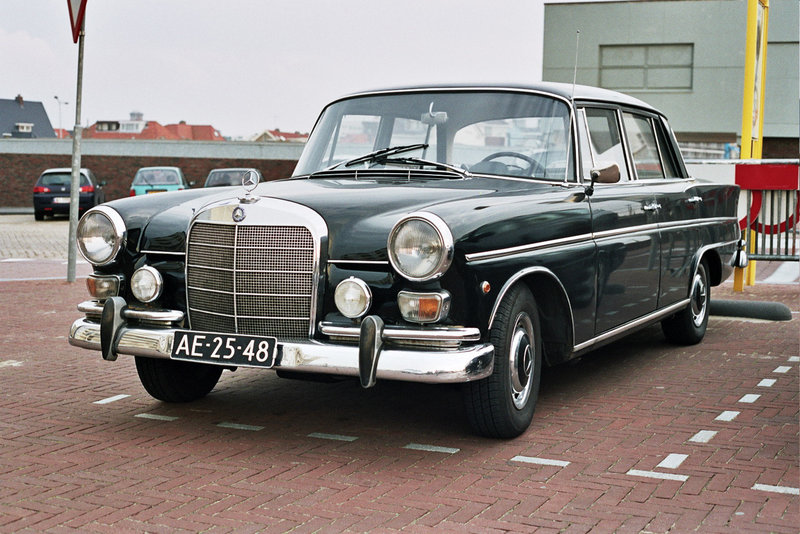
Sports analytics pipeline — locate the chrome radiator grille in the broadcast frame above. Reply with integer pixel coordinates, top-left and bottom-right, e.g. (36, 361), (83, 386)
(186, 222), (315, 339)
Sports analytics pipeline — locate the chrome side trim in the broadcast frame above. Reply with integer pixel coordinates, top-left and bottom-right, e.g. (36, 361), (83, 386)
(68, 318), (493, 384)
(572, 298), (689, 354)
(140, 250), (185, 256)
(466, 218), (738, 263)
(465, 233), (593, 263)
(329, 259), (390, 266)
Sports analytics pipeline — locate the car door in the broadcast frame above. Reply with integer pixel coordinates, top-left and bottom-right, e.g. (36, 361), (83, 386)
(620, 111), (700, 308)
(578, 106), (661, 334)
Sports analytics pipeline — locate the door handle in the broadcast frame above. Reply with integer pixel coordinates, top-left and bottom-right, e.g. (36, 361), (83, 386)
(687, 196), (703, 204)
(643, 202), (662, 212)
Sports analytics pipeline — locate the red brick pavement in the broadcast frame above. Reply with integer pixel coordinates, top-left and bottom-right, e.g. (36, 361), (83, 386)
(0, 279), (797, 532)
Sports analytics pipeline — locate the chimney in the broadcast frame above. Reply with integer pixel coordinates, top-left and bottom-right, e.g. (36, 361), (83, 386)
(15, 94), (23, 107)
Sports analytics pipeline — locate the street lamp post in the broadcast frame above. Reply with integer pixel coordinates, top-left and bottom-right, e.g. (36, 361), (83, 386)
(54, 96), (69, 138)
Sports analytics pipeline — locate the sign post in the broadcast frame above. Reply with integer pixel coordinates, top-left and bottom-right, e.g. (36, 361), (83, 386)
(734, 0), (769, 291)
(66, 0), (88, 283)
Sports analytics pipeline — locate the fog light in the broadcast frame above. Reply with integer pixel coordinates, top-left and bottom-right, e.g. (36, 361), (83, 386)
(86, 274), (121, 299)
(131, 266), (163, 303)
(335, 277), (372, 319)
(397, 290), (451, 323)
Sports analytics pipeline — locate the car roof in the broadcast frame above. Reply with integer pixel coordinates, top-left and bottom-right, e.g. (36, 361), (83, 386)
(136, 166), (182, 172)
(42, 168), (90, 174)
(339, 82), (660, 115)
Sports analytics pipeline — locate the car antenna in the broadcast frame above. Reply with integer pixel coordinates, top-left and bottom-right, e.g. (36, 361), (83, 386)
(571, 30), (580, 101)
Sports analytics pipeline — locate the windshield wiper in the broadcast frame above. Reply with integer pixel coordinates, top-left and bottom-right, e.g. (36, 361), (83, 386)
(321, 143), (429, 172)
(381, 156), (471, 178)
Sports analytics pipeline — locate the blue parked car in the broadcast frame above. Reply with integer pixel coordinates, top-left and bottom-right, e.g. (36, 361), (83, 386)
(129, 166), (191, 196)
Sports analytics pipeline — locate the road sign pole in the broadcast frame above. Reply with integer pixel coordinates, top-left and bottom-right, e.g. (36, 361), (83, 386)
(67, 23), (85, 283)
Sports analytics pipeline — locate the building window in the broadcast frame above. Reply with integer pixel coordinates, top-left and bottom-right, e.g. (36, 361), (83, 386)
(600, 44), (693, 90)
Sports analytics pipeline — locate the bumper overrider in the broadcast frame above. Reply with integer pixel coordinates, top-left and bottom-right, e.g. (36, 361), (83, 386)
(68, 298), (494, 386)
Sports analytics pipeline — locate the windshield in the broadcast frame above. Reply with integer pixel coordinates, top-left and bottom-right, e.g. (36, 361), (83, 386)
(39, 172), (89, 187)
(294, 91), (573, 180)
(133, 169), (181, 186)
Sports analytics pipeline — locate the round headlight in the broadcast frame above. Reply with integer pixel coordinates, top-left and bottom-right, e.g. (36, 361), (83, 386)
(334, 277), (372, 319)
(76, 207), (126, 266)
(131, 266), (163, 303)
(388, 213), (453, 282)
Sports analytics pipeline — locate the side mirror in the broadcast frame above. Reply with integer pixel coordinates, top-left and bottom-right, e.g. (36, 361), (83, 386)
(585, 161), (620, 197)
(591, 161), (620, 184)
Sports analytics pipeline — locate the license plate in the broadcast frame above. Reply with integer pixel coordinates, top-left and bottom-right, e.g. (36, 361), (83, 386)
(171, 330), (277, 368)
(53, 197), (70, 204)
(146, 190), (166, 194)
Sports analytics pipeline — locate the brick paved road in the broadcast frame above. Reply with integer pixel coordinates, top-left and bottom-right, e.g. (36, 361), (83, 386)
(1, 213), (798, 531)
(0, 276), (797, 532)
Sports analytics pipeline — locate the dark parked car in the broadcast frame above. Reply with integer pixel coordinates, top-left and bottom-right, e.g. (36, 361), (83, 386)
(204, 168), (263, 188)
(33, 168), (105, 220)
(69, 83), (744, 438)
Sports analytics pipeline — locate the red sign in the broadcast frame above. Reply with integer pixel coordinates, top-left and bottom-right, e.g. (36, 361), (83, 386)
(67, 0), (88, 43)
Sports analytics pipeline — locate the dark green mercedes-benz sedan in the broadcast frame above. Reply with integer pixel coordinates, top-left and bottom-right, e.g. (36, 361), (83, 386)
(69, 83), (745, 438)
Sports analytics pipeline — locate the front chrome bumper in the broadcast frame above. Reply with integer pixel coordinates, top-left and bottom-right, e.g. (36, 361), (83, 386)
(68, 300), (494, 385)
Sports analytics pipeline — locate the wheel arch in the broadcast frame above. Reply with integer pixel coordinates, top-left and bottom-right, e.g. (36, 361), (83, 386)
(695, 246), (723, 286)
(488, 267), (575, 367)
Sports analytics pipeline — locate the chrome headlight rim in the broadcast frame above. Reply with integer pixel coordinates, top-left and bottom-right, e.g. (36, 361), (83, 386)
(387, 212), (454, 282)
(76, 206), (126, 267)
(131, 265), (163, 303)
(334, 276), (373, 319)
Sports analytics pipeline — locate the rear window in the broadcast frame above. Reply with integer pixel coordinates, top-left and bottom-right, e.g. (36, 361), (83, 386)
(133, 169), (181, 185)
(39, 172), (89, 186)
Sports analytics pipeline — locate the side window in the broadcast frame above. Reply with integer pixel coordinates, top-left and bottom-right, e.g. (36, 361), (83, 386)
(653, 118), (681, 178)
(622, 112), (664, 180)
(582, 107), (630, 181)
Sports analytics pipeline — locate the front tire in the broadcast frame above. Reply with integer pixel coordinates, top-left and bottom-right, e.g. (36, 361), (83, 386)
(662, 259), (710, 345)
(463, 285), (542, 438)
(135, 357), (222, 402)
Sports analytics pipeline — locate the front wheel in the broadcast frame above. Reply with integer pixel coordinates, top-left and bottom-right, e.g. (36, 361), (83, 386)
(661, 259), (710, 345)
(463, 285), (542, 438)
(135, 357), (222, 402)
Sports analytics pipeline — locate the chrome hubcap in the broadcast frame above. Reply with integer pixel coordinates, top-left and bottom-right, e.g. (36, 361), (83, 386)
(690, 270), (708, 327)
(509, 312), (534, 410)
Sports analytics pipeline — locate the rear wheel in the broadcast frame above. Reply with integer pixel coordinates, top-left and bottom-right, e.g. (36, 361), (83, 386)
(463, 285), (542, 438)
(662, 259), (710, 345)
(34, 211), (44, 221)
(135, 357), (222, 402)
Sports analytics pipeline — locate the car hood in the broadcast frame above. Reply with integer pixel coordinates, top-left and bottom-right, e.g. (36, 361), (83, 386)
(107, 174), (587, 260)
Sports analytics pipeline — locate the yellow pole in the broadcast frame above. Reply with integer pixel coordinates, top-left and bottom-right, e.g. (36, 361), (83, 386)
(735, 0), (769, 290)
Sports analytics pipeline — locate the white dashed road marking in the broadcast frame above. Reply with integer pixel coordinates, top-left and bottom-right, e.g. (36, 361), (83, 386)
(403, 443), (460, 454)
(752, 484), (800, 496)
(511, 456), (570, 468)
(217, 422), (264, 431)
(689, 430), (718, 443)
(657, 454), (688, 469)
(738, 394), (761, 403)
(773, 366), (791, 374)
(627, 469), (689, 482)
(308, 432), (358, 442)
(0, 360), (24, 368)
(757, 378), (776, 387)
(715, 411), (740, 422)
(135, 413), (179, 422)
(94, 394), (130, 404)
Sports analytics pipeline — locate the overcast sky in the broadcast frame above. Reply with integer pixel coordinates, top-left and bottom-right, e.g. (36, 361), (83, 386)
(0, 0), (589, 139)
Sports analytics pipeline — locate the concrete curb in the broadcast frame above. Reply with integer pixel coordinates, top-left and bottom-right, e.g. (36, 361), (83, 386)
(711, 299), (793, 321)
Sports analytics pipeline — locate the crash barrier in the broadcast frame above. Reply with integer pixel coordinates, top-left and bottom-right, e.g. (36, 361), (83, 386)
(735, 160), (800, 262)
